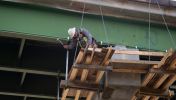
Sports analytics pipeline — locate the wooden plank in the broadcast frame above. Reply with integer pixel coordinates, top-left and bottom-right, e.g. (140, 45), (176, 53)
(142, 49), (173, 85)
(67, 89), (88, 97)
(69, 50), (84, 80)
(86, 48), (114, 100)
(114, 50), (165, 56)
(113, 68), (176, 74)
(73, 64), (112, 71)
(74, 64), (176, 74)
(61, 49), (87, 100)
(139, 87), (173, 98)
(159, 59), (176, 89)
(132, 49), (173, 100)
(74, 48), (96, 100)
(131, 96), (137, 100)
(153, 59), (176, 100)
(150, 68), (176, 75)
(96, 48), (114, 83)
(113, 68), (147, 73)
(145, 53), (176, 100)
(86, 92), (94, 100)
(110, 59), (160, 65)
(75, 90), (81, 100)
(88, 48), (165, 57)
(60, 80), (99, 91)
(61, 89), (69, 100)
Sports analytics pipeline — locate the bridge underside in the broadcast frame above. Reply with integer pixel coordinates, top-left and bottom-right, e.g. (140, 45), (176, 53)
(0, 0), (176, 100)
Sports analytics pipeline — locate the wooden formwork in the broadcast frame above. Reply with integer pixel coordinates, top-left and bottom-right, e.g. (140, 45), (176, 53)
(60, 47), (176, 100)
(131, 49), (176, 100)
(61, 47), (115, 100)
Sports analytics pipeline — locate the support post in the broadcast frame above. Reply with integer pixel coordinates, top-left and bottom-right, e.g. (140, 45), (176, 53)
(66, 50), (69, 81)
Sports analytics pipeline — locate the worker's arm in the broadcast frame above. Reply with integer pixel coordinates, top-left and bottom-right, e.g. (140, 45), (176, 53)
(80, 28), (92, 45)
(64, 38), (77, 49)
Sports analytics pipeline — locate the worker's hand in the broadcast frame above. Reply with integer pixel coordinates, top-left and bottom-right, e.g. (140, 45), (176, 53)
(93, 44), (97, 48)
(63, 45), (69, 49)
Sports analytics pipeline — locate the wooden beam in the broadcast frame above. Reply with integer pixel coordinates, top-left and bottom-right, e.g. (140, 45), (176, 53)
(88, 48), (165, 56)
(86, 48), (114, 100)
(60, 80), (99, 91)
(74, 48), (95, 100)
(114, 50), (165, 56)
(132, 49), (173, 100)
(73, 64), (112, 71)
(110, 59), (160, 65)
(61, 49), (85, 100)
(102, 87), (114, 99)
(144, 52), (176, 100)
(69, 50), (84, 80)
(61, 89), (69, 100)
(142, 49), (173, 86)
(74, 64), (176, 74)
(138, 87), (174, 98)
(150, 68), (176, 75)
(113, 68), (147, 73)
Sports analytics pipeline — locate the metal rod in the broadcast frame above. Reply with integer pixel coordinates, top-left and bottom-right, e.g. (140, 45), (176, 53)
(66, 50), (69, 81)
(57, 75), (60, 100)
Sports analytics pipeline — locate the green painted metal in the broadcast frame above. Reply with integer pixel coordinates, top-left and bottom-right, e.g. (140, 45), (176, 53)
(0, 2), (176, 51)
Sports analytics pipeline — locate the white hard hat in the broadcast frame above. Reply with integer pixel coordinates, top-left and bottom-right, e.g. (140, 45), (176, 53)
(68, 27), (76, 38)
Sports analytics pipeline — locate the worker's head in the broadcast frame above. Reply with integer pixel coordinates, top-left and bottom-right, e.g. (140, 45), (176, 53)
(68, 27), (76, 38)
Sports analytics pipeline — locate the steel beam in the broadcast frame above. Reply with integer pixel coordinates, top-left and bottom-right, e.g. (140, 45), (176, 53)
(20, 72), (26, 86)
(0, 65), (65, 77)
(0, 91), (56, 99)
(18, 38), (25, 59)
(23, 96), (27, 100)
(0, 1), (176, 51)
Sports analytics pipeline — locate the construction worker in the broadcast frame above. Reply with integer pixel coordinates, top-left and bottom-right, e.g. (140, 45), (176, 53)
(63, 27), (97, 49)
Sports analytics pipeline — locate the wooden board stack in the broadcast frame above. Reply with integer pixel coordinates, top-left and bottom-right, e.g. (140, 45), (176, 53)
(61, 47), (115, 100)
(131, 49), (176, 100)
(60, 47), (176, 100)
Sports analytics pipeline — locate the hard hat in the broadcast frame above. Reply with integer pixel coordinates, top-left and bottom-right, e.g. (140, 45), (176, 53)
(68, 27), (76, 38)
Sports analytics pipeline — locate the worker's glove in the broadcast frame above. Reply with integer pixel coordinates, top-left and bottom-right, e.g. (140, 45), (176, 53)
(63, 45), (69, 49)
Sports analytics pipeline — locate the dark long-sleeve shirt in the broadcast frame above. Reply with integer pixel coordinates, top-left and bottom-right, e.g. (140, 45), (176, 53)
(67, 28), (94, 49)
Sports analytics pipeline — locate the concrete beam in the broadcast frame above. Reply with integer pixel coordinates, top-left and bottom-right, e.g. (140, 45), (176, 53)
(0, 65), (65, 77)
(0, 91), (56, 99)
(71, 0), (176, 17)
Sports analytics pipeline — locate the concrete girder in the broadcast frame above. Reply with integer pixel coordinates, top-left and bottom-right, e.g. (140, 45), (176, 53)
(2, 0), (176, 26)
